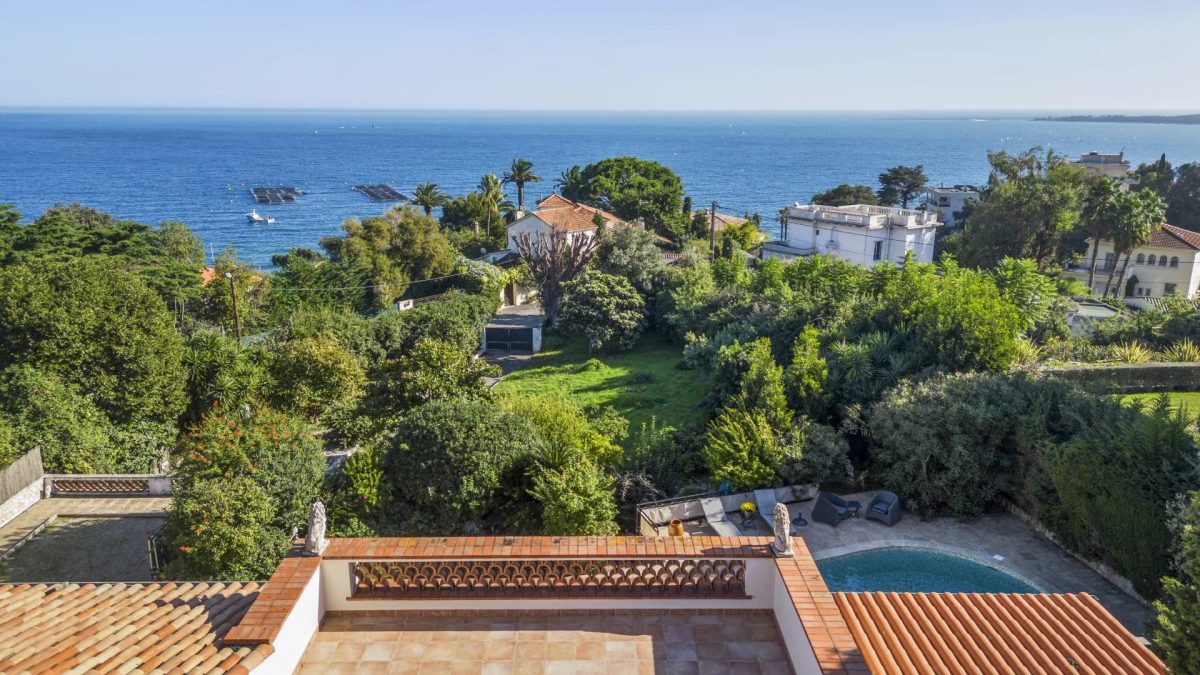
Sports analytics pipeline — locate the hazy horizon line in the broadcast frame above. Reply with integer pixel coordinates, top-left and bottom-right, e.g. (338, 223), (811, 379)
(2, 105), (1198, 115)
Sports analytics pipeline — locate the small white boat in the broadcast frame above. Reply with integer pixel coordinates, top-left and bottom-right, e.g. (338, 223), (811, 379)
(246, 210), (275, 224)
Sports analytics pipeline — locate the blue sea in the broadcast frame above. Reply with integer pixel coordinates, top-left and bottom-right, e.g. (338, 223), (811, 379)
(3, 108), (1200, 266)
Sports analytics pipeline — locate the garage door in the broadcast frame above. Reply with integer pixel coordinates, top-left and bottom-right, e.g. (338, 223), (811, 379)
(486, 327), (533, 351)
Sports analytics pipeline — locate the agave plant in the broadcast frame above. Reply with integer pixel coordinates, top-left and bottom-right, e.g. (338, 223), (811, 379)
(1107, 340), (1154, 364)
(1161, 338), (1200, 363)
(1011, 339), (1044, 369)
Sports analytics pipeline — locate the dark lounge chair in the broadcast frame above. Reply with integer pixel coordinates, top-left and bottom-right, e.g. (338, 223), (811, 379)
(866, 491), (902, 526)
(811, 491), (857, 527)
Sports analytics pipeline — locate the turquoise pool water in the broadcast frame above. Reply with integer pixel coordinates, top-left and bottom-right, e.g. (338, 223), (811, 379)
(817, 548), (1038, 593)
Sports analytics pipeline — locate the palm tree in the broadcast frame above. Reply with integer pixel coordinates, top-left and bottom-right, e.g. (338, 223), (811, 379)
(478, 173), (509, 236)
(411, 182), (449, 217)
(501, 159), (542, 211)
(555, 166), (588, 202)
(1103, 189), (1167, 299)
(1081, 179), (1121, 290)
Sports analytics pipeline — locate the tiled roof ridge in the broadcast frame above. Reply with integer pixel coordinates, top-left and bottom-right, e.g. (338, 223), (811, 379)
(321, 535), (776, 560)
(1159, 222), (1200, 250)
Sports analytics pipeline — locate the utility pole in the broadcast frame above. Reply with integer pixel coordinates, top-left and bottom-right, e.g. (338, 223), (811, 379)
(225, 272), (243, 347)
(709, 200), (718, 256)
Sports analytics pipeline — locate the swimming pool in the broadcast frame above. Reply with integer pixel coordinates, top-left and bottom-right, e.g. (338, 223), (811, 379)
(817, 548), (1038, 593)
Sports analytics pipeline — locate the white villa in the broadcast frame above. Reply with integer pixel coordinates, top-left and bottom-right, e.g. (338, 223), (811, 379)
(1065, 223), (1200, 305)
(505, 194), (624, 251)
(761, 203), (942, 267)
(1071, 151), (1136, 189)
(920, 185), (979, 226)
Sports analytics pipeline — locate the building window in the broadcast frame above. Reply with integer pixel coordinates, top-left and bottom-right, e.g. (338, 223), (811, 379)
(872, 240), (883, 261)
(1136, 253), (1145, 264)
(1104, 252), (1115, 270)
(1148, 254), (1157, 265)
(1165, 283), (1178, 296)
(1159, 256), (1168, 267)
(1171, 256), (1180, 268)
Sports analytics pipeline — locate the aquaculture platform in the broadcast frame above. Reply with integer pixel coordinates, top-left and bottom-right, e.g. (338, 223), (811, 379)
(251, 187), (302, 204)
(352, 184), (407, 202)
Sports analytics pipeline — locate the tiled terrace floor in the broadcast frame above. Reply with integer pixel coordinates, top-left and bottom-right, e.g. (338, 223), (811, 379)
(299, 611), (794, 675)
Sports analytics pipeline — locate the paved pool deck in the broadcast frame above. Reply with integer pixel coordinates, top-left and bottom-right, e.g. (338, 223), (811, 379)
(780, 491), (1152, 636)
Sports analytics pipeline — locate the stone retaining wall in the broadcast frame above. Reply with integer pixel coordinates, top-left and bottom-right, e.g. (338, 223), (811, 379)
(1043, 362), (1200, 393)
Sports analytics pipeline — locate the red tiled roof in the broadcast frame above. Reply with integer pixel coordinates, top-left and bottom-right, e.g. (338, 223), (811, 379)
(1150, 223), (1200, 250)
(693, 210), (749, 231)
(526, 194), (624, 233)
(834, 591), (1166, 675)
(0, 581), (273, 674)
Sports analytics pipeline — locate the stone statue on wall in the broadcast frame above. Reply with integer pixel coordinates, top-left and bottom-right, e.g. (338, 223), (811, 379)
(305, 500), (329, 556)
(770, 502), (793, 557)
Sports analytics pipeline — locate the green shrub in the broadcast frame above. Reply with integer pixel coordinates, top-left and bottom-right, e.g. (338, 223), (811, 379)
(270, 332), (367, 419)
(702, 407), (779, 492)
(175, 403), (326, 532)
(387, 399), (542, 534)
(531, 458), (620, 536)
(776, 419), (851, 487)
(867, 374), (1019, 518)
(561, 270), (647, 352)
(160, 476), (291, 581)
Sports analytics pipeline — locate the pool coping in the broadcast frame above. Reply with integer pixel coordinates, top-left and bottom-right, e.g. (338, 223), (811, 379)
(811, 540), (1047, 593)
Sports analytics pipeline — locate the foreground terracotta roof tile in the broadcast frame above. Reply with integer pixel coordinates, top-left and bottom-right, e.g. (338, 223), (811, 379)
(0, 581), (272, 673)
(834, 591), (1165, 675)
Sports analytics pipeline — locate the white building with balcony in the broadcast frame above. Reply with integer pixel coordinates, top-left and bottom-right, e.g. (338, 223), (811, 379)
(920, 186), (979, 226)
(1070, 151), (1136, 189)
(1065, 223), (1200, 305)
(761, 203), (941, 267)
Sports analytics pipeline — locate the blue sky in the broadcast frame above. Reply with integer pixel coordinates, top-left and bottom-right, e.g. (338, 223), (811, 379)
(1, 0), (1197, 110)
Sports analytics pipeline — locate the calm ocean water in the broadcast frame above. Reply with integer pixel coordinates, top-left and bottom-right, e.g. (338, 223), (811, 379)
(3, 109), (1200, 266)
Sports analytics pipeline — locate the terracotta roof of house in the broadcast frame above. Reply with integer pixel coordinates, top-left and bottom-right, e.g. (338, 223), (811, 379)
(693, 210), (749, 231)
(527, 194), (624, 233)
(0, 581), (273, 674)
(200, 266), (219, 285)
(1150, 223), (1200, 251)
(834, 591), (1165, 675)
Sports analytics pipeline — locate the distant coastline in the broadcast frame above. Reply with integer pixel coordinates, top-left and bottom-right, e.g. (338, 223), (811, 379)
(1036, 113), (1200, 125)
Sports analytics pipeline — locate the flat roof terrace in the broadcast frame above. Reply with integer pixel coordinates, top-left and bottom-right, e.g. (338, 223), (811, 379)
(300, 610), (793, 674)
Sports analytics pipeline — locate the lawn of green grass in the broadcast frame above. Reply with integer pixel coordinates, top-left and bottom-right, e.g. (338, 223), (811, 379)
(494, 333), (709, 443)
(1121, 391), (1200, 416)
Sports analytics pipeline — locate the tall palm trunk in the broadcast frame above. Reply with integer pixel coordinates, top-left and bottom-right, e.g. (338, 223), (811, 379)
(1086, 238), (1102, 290)
(517, 182), (525, 211)
(1103, 252), (1130, 299)
(1116, 253), (1134, 299)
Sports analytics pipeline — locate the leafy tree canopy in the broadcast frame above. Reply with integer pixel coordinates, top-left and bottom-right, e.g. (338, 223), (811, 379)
(325, 207), (457, 309)
(0, 257), (187, 428)
(575, 157), (686, 238)
(877, 165), (928, 208)
(812, 184), (879, 207)
(386, 399), (543, 534)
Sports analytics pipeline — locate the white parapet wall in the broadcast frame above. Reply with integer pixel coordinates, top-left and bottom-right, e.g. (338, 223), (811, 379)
(771, 566), (822, 675)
